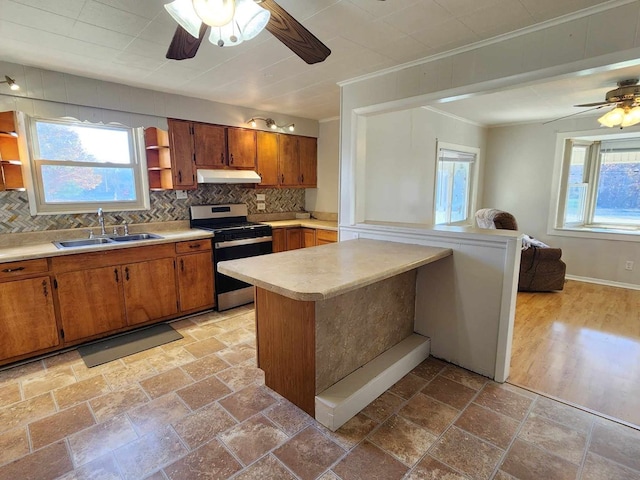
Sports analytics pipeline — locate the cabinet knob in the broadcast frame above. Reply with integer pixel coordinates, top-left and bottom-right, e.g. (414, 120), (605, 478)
(178, 171), (182, 183)
(301, 174), (304, 183)
(42, 280), (48, 298)
(230, 154), (234, 164)
(125, 267), (130, 281)
(220, 153), (224, 164)
(281, 174), (284, 183)
(180, 259), (185, 272)
(114, 269), (119, 282)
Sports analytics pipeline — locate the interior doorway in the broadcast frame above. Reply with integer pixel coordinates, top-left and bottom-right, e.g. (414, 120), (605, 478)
(508, 280), (640, 427)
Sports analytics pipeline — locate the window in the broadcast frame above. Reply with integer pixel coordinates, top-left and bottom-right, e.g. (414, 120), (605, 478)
(434, 142), (478, 225)
(25, 117), (149, 215)
(559, 137), (640, 230)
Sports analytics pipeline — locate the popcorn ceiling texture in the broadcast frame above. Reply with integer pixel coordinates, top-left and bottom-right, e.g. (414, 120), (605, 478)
(0, 185), (305, 233)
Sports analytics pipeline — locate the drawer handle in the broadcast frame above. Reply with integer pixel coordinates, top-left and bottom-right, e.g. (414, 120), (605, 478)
(2, 266), (25, 273)
(189, 243), (201, 249)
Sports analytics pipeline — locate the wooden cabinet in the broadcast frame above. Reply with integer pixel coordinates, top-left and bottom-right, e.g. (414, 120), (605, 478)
(123, 258), (178, 325)
(177, 248), (215, 312)
(56, 266), (127, 342)
(144, 127), (173, 190)
(302, 228), (316, 248)
(168, 119), (197, 190)
(227, 128), (256, 168)
(316, 229), (338, 245)
(194, 123), (226, 168)
(272, 228), (286, 253)
(256, 132), (318, 188)
(0, 275), (59, 361)
(286, 228), (303, 250)
(0, 111), (25, 191)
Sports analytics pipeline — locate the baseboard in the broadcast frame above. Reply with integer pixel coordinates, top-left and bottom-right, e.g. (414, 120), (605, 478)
(565, 275), (640, 291)
(315, 334), (430, 431)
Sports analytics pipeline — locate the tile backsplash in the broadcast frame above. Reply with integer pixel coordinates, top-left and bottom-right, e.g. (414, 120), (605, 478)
(0, 185), (305, 234)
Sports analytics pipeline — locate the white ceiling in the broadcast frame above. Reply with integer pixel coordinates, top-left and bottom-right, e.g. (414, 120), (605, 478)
(0, 0), (620, 121)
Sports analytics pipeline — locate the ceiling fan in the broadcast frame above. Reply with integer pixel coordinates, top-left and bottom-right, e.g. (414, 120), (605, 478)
(574, 79), (640, 128)
(165, 0), (331, 65)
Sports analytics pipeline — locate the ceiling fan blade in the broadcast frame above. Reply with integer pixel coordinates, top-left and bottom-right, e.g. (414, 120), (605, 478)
(542, 105), (607, 125)
(574, 101), (614, 107)
(166, 24), (208, 60)
(259, 0), (331, 64)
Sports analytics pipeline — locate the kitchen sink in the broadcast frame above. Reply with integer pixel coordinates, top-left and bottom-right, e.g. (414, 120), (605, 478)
(111, 233), (163, 242)
(53, 233), (163, 249)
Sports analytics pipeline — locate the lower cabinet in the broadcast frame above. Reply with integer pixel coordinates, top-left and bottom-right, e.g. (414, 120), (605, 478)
(302, 228), (316, 248)
(56, 266), (127, 343)
(272, 226), (337, 251)
(123, 258), (178, 325)
(177, 250), (215, 312)
(0, 276), (59, 360)
(316, 229), (338, 245)
(286, 228), (303, 250)
(272, 228), (286, 253)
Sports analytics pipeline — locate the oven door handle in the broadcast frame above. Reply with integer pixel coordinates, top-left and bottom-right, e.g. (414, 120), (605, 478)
(215, 235), (273, 249)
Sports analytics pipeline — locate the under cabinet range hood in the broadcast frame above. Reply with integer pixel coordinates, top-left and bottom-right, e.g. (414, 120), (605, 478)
(196, 169), (261, 184)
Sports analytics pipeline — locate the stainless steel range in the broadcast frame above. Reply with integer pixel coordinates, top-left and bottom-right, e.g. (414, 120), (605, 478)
(190, 204), (272, 311)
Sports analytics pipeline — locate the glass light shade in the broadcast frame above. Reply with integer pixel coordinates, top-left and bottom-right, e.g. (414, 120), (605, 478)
(209, 21), (243, 47)
(164, 0), (202, 38)
(234, 0), (270, 40)
(288, 124), (295, 132)
(9, 83), (19, 91)
(598, 107), (625, 128)
(621, 106), (640, 127)
(192, 0), (235, 27)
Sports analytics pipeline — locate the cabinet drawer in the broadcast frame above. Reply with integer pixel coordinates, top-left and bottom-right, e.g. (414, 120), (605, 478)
(316, 230), (337, 243)
(0, 258), (49, 281)
(175, 239), (212, 254)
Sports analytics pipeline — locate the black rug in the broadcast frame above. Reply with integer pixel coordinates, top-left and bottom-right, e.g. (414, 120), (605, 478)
(78, 323), (183, 368)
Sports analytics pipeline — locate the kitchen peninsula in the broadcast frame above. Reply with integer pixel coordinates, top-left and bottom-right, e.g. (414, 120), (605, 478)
(218, 238), (452, 430)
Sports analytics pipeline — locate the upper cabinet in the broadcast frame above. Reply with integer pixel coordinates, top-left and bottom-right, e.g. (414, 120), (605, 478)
(227, 128), (256, 169)
(256, 131), (317, 188)
(193, 123), (225, 168)
(0, 111), (26, 191)
(168, 119), (197, 190)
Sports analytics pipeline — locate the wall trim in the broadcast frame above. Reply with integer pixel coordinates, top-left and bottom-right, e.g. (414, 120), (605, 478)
(566, 275), (640, 291)
(337, 0), (638, 87)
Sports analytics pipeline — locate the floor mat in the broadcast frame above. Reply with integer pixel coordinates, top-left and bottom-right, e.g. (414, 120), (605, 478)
(77, 323), (183, 368)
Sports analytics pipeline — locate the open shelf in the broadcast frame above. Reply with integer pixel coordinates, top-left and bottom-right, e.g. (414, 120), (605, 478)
(144, 127), (173, 190)
(0, 111), (24, 191)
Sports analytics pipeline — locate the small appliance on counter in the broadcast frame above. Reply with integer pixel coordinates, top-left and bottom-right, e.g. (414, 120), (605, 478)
(190, 204), (272, 311)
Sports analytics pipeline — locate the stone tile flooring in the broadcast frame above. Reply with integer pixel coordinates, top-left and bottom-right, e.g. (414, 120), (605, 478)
(1, 306), (639, 480)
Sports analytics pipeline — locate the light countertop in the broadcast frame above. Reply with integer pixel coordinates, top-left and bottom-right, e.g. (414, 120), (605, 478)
(263, 219), (338, 231)
(218, 238), (452, 301)
(0, 227), (213, 264)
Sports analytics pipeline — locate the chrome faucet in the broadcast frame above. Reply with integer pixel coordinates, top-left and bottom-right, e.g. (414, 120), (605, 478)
(97, 207), (106, 236)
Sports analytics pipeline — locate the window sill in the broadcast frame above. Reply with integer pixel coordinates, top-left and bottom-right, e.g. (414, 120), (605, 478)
(548, 225), (640, 242)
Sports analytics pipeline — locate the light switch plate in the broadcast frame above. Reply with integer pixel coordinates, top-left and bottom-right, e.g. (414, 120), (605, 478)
(256, 194), (266, 201)
(257, 202), (266, 210)
(175, 190), (188, 200)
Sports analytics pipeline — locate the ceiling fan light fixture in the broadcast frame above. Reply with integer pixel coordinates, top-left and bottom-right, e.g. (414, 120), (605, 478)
(621, 106), (640, 128)
(208, 21), (243, 47)
(164, 0), (202, 38)
(598, 107), (625, 128)
(234, 0), (270, 40)
(192, 0), (235, 27)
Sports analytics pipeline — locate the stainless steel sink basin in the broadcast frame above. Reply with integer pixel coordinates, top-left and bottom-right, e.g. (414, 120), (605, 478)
(54, 238), (115, 248)
(111, 233), (163, 242)
(53, 233), (163, 249)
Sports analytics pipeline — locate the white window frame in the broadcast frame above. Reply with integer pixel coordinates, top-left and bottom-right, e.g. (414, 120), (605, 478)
(433, 141), (480, 226)
(550, 128), (640, 241)
(22, 116), (149, 216)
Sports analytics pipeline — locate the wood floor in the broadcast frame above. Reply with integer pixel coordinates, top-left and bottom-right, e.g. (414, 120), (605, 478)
(509, 280), (640, 427)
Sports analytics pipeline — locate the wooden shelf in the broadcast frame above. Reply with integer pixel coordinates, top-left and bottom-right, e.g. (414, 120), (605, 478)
(144, 127), (173, 190)
(0, 111), (24, 191)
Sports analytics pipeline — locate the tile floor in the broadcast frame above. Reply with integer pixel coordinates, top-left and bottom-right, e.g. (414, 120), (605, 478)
(0, 306), (639, 480)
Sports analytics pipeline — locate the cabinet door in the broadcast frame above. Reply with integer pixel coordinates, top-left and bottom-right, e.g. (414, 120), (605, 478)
(194, 123), (226, 168)
(227, 128), (256, 168)
(278, 135), (299, 186)
(286, 228), (303, 250)
(57, 267), (127, 342)
(302, 228), (316, 248)
(272, 228), (286, 253)
(123, 258), (178, 325)
(298, 136), (317, 187)
(0, 276), (59, 360)
(256, 131), (279, 186)
(177, 252), (215, 312)
(168, 119), (196, 189)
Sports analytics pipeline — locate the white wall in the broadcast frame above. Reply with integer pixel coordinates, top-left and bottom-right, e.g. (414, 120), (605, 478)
(305, 118), (339, 214)
(363, 108), (486, 224)
(484, 118), (640, 286)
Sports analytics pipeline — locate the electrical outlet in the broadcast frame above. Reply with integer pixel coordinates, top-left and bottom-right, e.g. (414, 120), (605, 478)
(625, 260), (634, 271)
(175, 190), (188, 200)
(256, 193), (266, 201)
(257, 202), (266, 210)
